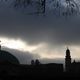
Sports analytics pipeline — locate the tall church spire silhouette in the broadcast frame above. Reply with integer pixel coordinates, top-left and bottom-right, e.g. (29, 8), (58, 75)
(65, 47), (71, 72)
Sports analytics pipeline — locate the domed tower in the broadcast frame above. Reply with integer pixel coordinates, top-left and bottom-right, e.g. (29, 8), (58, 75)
(0, 41), (19, 64)
(0, 50), (20, 64)
(65, 48), (71, 72)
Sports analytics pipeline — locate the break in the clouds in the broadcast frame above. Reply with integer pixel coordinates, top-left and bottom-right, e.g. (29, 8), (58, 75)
(0, 0), (80, 63)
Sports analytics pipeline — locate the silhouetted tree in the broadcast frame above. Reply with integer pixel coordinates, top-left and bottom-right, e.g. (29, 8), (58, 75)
(35, 59), (40, 65)
(31, 60), (35, 65)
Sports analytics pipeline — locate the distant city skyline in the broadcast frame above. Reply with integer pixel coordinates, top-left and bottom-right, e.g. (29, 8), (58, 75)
(1, 39), (80, 64)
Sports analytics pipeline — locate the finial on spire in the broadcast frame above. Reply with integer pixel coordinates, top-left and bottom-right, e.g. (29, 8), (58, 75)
(67, 46), (69, 49)
(66, 46), (70, 51)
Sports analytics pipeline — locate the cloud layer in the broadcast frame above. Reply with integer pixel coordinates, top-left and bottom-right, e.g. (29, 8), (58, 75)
(0, 0), (80, 46)
(0, 0), (80, 64)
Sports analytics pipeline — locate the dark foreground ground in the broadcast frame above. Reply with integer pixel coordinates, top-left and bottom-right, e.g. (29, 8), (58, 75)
(0, 63), (79, 79)
(0, 72), (80, 80)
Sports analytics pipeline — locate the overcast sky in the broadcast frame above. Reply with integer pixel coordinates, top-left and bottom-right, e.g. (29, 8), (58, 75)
(0, 0), (80, 64)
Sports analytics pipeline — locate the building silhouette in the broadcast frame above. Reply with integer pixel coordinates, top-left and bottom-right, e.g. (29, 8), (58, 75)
(0, 50), (20, 64)
(0, 44), (20, 76)
(65, 48), (71, 72)
(0, 44), (19, 64)
(0, 44), (63, 76)
(0, 44), (80, 78)
(65, 48), (80, 74)
(70, 61), (80, 73)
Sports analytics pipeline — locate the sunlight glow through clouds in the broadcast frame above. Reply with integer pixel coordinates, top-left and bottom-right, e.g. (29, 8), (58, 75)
(0, 37), (41, 52)
(0, 37), (80, 59)
(0, 37), (64, 59)
(40, 53), (63, 59)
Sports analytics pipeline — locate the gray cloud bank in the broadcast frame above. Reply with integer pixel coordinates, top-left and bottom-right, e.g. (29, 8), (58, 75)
(0, 0), (80, 64)
(0, 0), (80, 46)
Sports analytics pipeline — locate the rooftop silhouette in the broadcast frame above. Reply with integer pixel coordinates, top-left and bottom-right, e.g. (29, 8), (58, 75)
(0, 46), (79, 79)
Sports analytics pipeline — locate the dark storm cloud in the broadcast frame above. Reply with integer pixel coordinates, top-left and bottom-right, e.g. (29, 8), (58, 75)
(0, 0), (80, 46)
(0, 0), (80, 64)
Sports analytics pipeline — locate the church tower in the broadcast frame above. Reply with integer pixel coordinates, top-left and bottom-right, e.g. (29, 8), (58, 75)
(65, 48), (71, 72)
